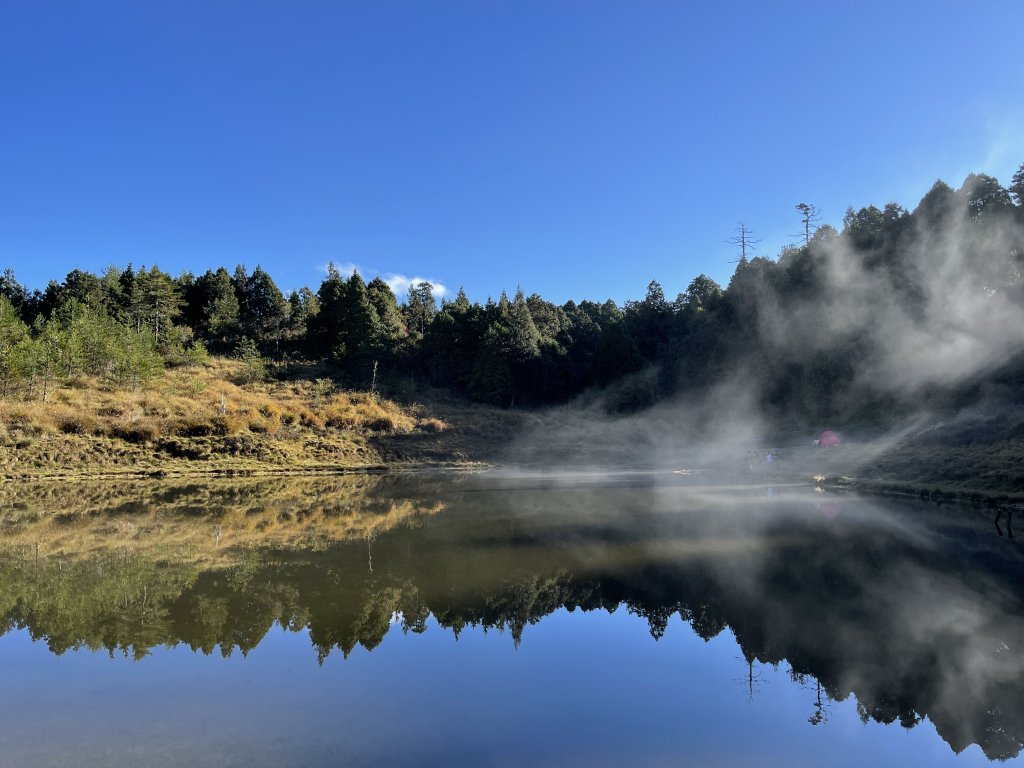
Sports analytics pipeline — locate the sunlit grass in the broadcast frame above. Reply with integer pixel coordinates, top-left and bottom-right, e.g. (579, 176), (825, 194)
(0, 357), (497, 479)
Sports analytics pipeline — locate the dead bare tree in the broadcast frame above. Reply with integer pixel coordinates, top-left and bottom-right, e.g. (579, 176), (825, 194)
(795, 203), (822, 246)
(726, 221), (761, 264)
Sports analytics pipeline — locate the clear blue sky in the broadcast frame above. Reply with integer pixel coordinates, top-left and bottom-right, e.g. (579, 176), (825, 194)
(2, 1), (1022, 304)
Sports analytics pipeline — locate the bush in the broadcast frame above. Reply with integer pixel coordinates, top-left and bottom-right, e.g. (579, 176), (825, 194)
(367, 415), (399, 432)
(171, 418), (215, 437)
(324, 413), (356, 430)
(603, 370), (657, 414)
(220, 434), (261, 457)
(299, 410), (325, 430)
(310, 378), (334, 408)
(234, 338), (265, 385)
(111, 421), (160, 443)
(57, 415), (101, 435)
(211, 414), (247, 436)
(180, 341), (210, 368)
(156, 437), (209, 460)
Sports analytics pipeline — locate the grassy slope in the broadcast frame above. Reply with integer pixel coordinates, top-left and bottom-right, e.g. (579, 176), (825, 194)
(767, 418), (1024, 504)
(2, 357), (1022, 499)
(0, 358), (522, 480)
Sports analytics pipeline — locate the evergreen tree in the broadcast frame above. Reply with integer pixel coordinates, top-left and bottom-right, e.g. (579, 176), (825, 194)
(0, 270), (27, 314)
(624, 280), (671, 360)
(138, 266), (184, 350)
(405, 282), (437, 336)
(340, 272), (381, 360)
(367, 277), (405, 349)
(238, 265), (289, 353)
(0, 297), (29, 396)
(1010, 162), (1024, 207)
(313, 263), (347, 357)
(286, 287), (320, 343)
(469, 289), (540, 406)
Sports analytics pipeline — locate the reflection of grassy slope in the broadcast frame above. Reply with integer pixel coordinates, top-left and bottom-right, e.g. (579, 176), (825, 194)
(0, 475), (444, 565)
(0, 359), (522, 479)
(2, 478), (1022, 759)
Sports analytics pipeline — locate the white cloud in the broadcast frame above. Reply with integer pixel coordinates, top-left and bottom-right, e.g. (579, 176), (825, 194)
(316, 261), (361, 277)
(383, 273), (448, 300)
(312, 262), (448, 301)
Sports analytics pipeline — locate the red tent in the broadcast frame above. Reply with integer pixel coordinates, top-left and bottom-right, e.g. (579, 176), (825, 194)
(817, 430), (841, 447)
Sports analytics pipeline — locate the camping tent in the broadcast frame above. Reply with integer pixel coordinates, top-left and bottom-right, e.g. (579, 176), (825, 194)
(817, 430), (841, 447)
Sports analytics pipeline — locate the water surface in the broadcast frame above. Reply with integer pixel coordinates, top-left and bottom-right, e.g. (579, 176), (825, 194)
(0, 472), (1021, 766)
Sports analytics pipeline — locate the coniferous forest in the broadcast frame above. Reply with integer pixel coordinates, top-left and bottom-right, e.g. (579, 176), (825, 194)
(2, 166), (1023, 431)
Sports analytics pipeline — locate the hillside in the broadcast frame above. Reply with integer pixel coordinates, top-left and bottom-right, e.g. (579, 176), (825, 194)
(0, 357), (521, 480)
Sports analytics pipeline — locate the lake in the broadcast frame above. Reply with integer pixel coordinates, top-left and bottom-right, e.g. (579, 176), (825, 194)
(0, 472), (1021, 767)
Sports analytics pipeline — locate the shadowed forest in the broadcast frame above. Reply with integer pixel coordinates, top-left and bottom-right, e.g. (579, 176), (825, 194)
(2, 167), (1023, 432)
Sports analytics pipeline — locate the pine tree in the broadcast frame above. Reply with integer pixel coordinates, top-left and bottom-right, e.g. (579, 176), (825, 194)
(0, 297), (29, 396)
(314, 263), (347, 357)
(1010, 162), (1024, 207)
(405, 282), (437, 336)
(367, 277), (405, 349)
(341, 272), (381, 359)
(206, 268), (242, 342)
(238, 265), (289, 352)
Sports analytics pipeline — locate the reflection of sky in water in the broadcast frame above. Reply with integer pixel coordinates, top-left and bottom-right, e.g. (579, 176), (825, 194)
(0, 609), (1002, 767)
(0, 475), (1021, 766)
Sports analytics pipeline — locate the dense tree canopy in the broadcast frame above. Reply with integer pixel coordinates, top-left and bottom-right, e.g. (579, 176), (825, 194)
(2, 164), (1023, 424)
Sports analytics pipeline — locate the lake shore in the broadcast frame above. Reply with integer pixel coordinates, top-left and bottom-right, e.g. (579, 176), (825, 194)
(0, 359), (524, 481)
(2, 358), (1022, 505)
(0, 404), (520, 481)
(772, 439), (1024, 509)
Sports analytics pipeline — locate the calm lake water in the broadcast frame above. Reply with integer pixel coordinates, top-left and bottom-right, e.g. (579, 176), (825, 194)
(0, 472), (1021, 767)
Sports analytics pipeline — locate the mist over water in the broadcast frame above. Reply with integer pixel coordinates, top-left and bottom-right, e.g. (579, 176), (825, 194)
(503, 176), (1024, 477)
(0, 473), (1022, 765)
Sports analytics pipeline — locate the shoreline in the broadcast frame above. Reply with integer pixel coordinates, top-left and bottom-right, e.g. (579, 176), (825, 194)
(4, 442), (1023, 515)
(0, 459), (493, 483)
(817, 475), (1024, 511)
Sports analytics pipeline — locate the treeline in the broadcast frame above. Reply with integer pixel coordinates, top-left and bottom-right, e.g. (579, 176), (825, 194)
(2, 165), (1023, 421)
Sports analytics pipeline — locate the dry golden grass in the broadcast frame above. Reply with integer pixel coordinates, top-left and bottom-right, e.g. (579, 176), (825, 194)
(0, 358), (438, 440)
(0, 357), (518, 480)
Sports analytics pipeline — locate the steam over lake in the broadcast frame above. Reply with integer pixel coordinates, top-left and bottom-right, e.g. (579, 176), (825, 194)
(0, 472), (1021, 767)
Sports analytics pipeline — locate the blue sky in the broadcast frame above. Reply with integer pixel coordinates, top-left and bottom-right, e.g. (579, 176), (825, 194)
(2, 1), (1022, 304)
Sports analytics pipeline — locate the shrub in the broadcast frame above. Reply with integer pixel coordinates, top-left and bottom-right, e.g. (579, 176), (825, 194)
(233, 338), (265, 385)
(211, 414), (247, 436)
(310, 378), (334, 408)
(57, 415), (101, 435)
(172, 418), (215, 437)
(324, 413), (355, 430)
(367, 415), (399, 432)
(111, 421), (160, 443)
(258, 403), (281, 419)
(180, 341), (210, 368)
(299, 410), (325, 430)
(156, 438), (209, 460)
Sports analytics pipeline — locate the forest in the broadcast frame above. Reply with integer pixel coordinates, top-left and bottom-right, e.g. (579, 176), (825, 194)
(2, 164), (1023, 429)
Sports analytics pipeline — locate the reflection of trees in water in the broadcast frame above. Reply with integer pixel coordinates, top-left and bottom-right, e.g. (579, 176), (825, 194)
(735, 651), (769, 704)
(1, 478), (1023, 760)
